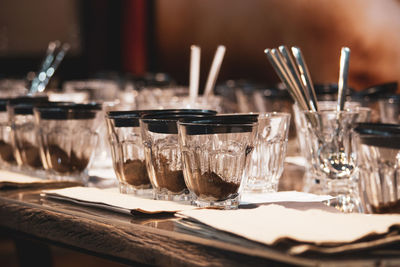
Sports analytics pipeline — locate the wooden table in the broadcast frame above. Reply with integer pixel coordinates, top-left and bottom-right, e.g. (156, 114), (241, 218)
(1, 165), (400, 267)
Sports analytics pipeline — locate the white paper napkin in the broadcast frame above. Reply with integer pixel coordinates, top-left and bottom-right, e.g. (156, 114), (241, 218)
(88, 166), (117, 180)
(178, 205), (400, 246)
(240, 191), (334, 205)
(0, 170), (81, 188)
(43, 186), (197, 215)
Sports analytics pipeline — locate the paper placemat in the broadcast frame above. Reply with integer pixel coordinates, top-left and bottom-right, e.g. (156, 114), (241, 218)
(88, 166), (117, 180)
(43, 186), (336, 216)
(177, 205), (400, 247)
(42, 186), (197, 215)
(0, 170), (81, 189)
(240, 191), (334, 205)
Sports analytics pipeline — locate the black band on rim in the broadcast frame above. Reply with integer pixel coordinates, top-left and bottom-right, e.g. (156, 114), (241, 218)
(109, 114), (141, 127)
(355, 123), (400, 149)
(0, 98), (11, 112)
(179, 114), (258, 135)
(351, 82), (397, 99)
(8, 96), (50, 115)
(8, 96), (49, 105)
(43, 102), (103, 110)
(107, 109), (217, 128)
(141, 113), (216, 134)
(35, 107), (98, 120)
(180, 114), (258, 124)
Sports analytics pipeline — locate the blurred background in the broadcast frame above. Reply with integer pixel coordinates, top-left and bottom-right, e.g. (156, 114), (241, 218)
(1, 0), (400, 90)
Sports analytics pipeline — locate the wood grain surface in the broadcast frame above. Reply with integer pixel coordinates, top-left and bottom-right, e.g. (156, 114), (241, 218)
(0, 191), (308, 266)
(0, 164), (399, 267)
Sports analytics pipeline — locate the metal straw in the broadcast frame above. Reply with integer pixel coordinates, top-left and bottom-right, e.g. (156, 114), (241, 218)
(29, 41), (69, 94)
(291, 46), (319, 112)
(36, 43), (71, 93)
(264, 48), (308, 110)
(278, 45), (313, 112)
(265, 45), (321, 129)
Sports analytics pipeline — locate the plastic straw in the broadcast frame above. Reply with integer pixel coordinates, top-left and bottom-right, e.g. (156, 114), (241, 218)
(189, 45), (201, 104)
(204, 45), (226, 97)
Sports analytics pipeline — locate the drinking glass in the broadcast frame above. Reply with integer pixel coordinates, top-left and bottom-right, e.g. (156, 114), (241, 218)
(0, 79), (28, 97)
(379, 95), (400, 124)
(63, 79), (124, 173)
(0, 98), (16, 168)
(245, 112), (291, 193)
(63, 79), (120, 102)
(8, 96), (49, 170)
(350, 82), (397, 123)
(140, 110), (216, 201)
(178, 115), (258, 209)
(34, 104), (100, 183)
(293, 102), (369, 194)
(136, 86), (223, 112)
(355, 123), (400, 214)
(300, 108), (368, 212)
(106, 111), (152, 195)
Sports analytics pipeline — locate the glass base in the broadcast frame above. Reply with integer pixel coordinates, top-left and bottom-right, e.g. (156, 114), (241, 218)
(323, 178), (363, 213)
(46, 171), (90, 186)
(12, 166), (48, 180)
(325, 194), (362, 213)
(302, 171), (324, 194)
(154, 188), (191, 203)
(244, 180), (278, 193)
(194, 194), (240, 209)
(2, 163), (22, 173)
(119, 183), (154, 198)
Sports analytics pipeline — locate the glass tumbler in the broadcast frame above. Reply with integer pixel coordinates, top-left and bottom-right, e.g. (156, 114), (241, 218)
(355, 123), (400, 214)
(34, 105), (100, 183)
(178, 115), (258, 209)
(0, 79), (28, 97)
(294, 102), (370, 194)
(63, 79), (122, 172)
(8, 96), (49, 170)
(0, 98), (17, 168)
(63, 79), (120, 102)
(245, 112), (291, 193)
(106, 111), (152, 195)
(301, 109), (367, 213)
(140, 110), (216, 201)
(136, 86), (223, 112)
(379, 95), (400, 124)
(350, 82), (397, 123)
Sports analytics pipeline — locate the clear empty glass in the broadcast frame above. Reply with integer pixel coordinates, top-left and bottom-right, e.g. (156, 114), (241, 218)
(379, 95), (400, 124)
(34, 105), (99, 183)
(355, 123), (400, 214)
(0, 98), (16, 168)
(0, 79), (28, 97)
(300, 109), (369, 213)
(178, 115), (258, 209)
(350, 82), (397, 123)
(245, 112), (291, 193)
(106, 111), (152, 195)
(136, 86), (223, 112)
(293, 102), (369, 195)
(63, 79), (120, 103)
